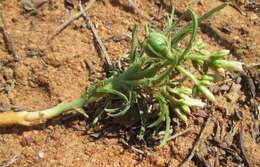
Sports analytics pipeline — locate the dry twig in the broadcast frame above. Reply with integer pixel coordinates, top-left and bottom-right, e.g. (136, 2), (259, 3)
(178, 117), (212, 167)
(229, 2), (246, 16)
(211, 138), (243, 163)
(128, 0), (153, 22)
(0, 155), (19, 167)
(239, 122), (252, 167)
(0, 10), (19, 60)
(84, 59), (95, 76)
(194, 152), (212, 167)
(79, 1), (113, 70)
(119, 138), (149, 155)
(22, 0), (47, 15)
(49, 0), (96, 40)
(168, 127), (191, 141)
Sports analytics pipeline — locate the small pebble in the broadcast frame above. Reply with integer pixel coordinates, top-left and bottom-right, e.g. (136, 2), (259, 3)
(236, 76), (242, 84)
(220, 84), (230, 92)
(48, 125), (54, 130)
(38, 151), (44, 159)
(249, 12), (258, 20)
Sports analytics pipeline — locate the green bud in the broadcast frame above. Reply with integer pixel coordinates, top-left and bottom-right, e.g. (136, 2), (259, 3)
(199, 75), (214, 86)
(174, 108), (188, 123)
(199, 75), (214, 81)
(210, 50), (229, 60)
(213, 68), (225, 77)
(179, 94), (206, 107)
(181, 105), (191, 115)
(197, 85), (216, 102)
(199, 80), (210, 86)
(145, 32), (170, 58)
(176, 87), (192, 95)
(212, 60), (243, 72)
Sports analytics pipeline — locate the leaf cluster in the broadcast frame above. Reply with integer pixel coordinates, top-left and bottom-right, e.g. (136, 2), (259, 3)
(83, 2), (243, 146)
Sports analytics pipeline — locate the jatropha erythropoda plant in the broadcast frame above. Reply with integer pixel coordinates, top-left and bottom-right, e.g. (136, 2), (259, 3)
(0, 2), (243, 145)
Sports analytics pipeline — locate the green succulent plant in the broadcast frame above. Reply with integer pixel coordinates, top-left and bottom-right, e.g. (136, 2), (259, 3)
(0, 2), (243, 146)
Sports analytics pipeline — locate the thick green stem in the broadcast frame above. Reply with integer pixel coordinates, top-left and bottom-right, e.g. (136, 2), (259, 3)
(25, 95), (89, 121)
(160, 104), (170, 146)
(0, 95), (93, 126)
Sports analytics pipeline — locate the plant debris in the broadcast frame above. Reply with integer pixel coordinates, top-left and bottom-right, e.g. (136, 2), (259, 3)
(0, 10), (19, 60)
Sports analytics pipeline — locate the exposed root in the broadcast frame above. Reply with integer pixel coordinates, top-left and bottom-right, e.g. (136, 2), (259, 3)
(0, 111), (33, 126)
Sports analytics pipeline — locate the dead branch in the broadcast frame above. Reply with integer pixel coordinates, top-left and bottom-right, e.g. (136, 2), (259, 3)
(79, 0), (113, 70)
(0, 10), (19, 60)
(49, 0), (96, 40)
